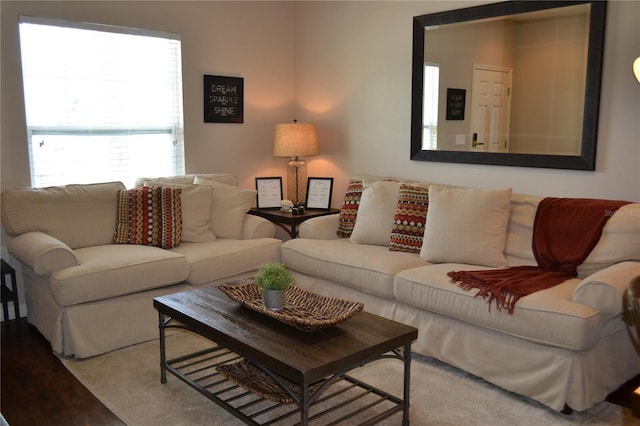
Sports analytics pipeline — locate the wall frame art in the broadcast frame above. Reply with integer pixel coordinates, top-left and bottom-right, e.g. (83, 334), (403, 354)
(204, 75), (243, 123)
(446, 88), (466, 121)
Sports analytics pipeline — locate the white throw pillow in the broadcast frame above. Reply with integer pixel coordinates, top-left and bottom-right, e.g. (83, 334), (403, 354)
(143, 181), (216, 242)
(194, 177), (256, 239)
(350, 180), (402, 246)
(420, 185), (512, 267)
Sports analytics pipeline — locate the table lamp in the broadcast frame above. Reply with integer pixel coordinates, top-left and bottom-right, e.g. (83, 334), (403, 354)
(273, 120), (319, 206)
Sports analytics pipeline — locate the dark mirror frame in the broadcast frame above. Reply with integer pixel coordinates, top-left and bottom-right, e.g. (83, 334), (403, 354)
(410, 0), (607, 170)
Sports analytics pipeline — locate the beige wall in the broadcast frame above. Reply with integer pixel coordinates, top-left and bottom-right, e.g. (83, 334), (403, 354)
(1, 1), (296, 191)
(510, 14), (588, 155)
(424, 19), (516, 151)
(2, 1), (639, 206)
(295, 0), (640, 203)
(424, 13), (587, 155)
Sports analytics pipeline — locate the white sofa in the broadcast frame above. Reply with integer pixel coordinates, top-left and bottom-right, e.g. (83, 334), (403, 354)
(281, 175), (640, 412)
(1, 173), (282, 358)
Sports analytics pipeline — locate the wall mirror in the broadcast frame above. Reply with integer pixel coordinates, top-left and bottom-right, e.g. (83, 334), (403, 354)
(410, 1), (607, 170)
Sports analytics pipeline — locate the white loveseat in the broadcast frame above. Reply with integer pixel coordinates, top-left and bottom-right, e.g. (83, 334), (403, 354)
(1, 173), (282, 358)
(281, 175), (640, 412)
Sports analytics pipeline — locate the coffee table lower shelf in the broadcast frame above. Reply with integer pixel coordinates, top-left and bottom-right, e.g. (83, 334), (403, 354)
(162, 336), (407, 425)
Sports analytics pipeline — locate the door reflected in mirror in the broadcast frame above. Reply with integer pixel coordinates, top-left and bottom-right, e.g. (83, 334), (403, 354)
(411, 1), (607, 170)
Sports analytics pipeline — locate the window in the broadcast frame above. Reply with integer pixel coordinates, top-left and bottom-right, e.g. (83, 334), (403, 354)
(19, 16), (185, 188)
(423, 63), (440, 150)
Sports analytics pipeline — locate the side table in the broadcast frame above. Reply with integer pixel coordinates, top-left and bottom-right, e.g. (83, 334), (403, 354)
(248, 207), (340, 238)
(1, 259), (20, 321)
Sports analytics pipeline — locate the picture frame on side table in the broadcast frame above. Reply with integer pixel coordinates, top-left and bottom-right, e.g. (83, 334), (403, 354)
(306, 177), (333, 209)
(255, 177), (283, 209)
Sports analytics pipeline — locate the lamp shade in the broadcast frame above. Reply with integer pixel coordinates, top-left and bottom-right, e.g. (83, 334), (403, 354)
(634, 56), (640, 84)
(273, 122), (320, 158)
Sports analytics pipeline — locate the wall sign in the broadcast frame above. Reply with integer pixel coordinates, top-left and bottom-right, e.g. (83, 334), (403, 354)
(446, 88), (466, 120)
(204, 75), (243, 123)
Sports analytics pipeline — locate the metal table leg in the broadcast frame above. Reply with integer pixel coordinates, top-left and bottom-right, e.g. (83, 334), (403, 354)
(300, 383), (309, 425)
(159, 311), (167, 384)
(403, 343), (412, 425)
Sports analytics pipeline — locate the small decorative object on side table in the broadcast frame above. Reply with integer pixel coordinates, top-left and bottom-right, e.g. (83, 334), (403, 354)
(248, 207), (340, 239)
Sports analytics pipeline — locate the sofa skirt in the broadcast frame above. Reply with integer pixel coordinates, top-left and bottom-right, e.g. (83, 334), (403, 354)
(23, 263), (191, 358)
(290, 269), (640, 412)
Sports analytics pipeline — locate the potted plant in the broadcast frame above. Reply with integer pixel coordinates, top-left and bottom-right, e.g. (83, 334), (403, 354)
(254, 263), (294, 311)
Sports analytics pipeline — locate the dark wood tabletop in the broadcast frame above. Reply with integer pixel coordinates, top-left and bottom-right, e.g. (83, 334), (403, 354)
(248, 207), (340, 225)
(153, 285), (417, 385)
(248, 207), (340, 238)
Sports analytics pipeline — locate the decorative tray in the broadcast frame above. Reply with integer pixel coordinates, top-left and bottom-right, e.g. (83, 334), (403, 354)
(217, 282), (364, 332)
(217, 360), (324, 404)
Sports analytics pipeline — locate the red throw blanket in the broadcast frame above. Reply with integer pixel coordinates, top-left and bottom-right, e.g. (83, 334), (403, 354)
(448, 197), (631, 314)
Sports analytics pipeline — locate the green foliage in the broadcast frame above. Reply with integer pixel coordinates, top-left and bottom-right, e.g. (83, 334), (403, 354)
(254, 263), (293, 291)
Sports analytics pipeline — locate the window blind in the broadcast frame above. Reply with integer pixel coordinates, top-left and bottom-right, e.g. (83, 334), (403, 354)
(19, 16), (185, 188)
(423, 63), (440, 150)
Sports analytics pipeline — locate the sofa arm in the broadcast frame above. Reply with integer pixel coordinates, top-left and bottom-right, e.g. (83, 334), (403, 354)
(298, 214), (340, 240)
(6, 231), (78, 275)
(572, 261), (640, 316)
(241, 214), (276, 239)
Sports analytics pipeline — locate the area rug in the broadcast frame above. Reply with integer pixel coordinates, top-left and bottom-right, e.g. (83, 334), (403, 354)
(60, 331), (635, 425)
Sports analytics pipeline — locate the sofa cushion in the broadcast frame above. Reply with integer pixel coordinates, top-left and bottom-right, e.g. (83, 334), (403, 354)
(389, 184), (429, 253)
(335, 175), (408, 238)
(281, 238), (427, 299)
(336, 179), (364, 238)
(136, 174), (197, 186)
(1, 181), (125, 249)
(135, 173), (237, 187)
(504, 197), (640, 275)
(350, 180), (402, 246)
(577, 203), (640, 277)
(193, 177), (255, 239)
(143, 181), (216, 242)
(394, 264), (602, 351)
(49, 244), (189, 306)
(420, 185), (512, 268)
(170, 238), (282, 285)
(504, 193), (541, 266)
(113, 186), (182, 249)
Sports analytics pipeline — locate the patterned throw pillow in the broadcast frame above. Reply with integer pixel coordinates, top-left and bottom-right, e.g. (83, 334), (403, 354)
(389, 184), (429, 253)
(336, 179), (364, 237)
(113, 186), (182, 249)
(143, 181), (216, 243)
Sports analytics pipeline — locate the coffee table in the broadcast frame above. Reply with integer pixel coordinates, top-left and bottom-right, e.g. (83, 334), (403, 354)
(153, 284), (418, 425)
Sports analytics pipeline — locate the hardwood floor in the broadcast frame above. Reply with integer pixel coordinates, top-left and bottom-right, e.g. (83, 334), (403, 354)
(1, 318), (124, 426)
(1, 316), (639, 425)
